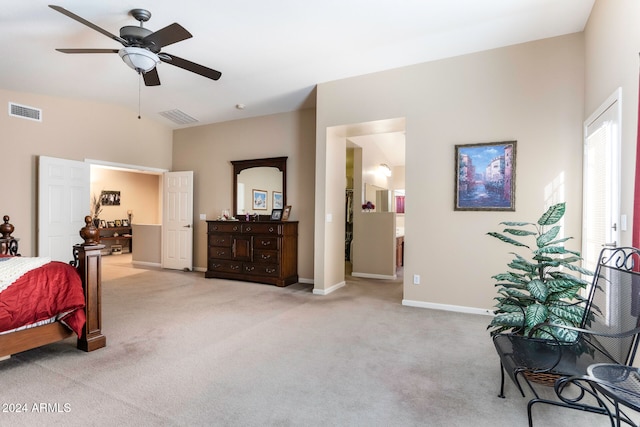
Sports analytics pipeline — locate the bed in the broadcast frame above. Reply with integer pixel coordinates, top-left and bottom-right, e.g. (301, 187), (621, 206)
(0, 215), (106, 358)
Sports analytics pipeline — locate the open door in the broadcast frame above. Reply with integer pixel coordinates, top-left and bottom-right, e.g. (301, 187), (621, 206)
(38, 156), (90, 261)
(162, 171), (193, 270)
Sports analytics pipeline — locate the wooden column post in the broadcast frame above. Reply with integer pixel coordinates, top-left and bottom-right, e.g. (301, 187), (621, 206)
(74, 242), (106, 352)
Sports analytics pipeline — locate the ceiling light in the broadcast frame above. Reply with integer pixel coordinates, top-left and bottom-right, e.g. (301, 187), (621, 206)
(119, 47), (160, 73)
(378, 163), (392, 177)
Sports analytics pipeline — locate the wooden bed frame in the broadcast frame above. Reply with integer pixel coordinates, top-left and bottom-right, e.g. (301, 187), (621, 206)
(0, 215), (106, 358)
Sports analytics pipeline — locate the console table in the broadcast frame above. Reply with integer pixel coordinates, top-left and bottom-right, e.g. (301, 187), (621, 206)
(205, 220), (298, 287)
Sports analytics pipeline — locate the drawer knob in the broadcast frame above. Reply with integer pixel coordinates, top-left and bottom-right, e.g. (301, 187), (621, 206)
(245, 226), (252, 232)
(262, 241), (271, 246)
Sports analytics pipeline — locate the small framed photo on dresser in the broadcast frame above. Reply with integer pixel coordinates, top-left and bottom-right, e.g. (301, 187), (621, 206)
(282, 205), (292, 221)
(270, 209), (283, 221)
(121, 219), (130, 227)
(114, 219), (122, 227)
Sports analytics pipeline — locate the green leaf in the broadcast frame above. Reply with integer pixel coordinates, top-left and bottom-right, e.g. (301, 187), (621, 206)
(487, 232), (529, 248)
(525, 304), (548, 329)
(545, 278), (583, 292)
(527, 279), (548, 302)
(536, 226), (560, 248)
(500, 221), (534, 227)
(537, 203), (566, 226)
(489, 312), (525, 328)
(548, 303), (585, 324)
(535, 246), (580, 256)
(503, 228), (537, 237)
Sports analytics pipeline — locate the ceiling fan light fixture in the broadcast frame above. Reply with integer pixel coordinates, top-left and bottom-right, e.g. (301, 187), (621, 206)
(119, 47), (160, 73)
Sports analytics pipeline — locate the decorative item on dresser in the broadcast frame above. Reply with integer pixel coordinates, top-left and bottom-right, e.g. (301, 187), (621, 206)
(206, 220), (298, 287)
(0, 215), (106, 358)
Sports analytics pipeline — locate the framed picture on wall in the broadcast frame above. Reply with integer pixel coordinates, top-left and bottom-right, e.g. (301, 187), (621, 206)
(454, 141), (516, 211)
(100, 190), (121, 206)
(253, 189), (267, 210)
(273, 191), (283, 209)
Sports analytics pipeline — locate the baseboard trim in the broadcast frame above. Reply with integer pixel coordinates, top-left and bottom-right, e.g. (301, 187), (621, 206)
(313, 280), (345, 295)
(351, 272), (397, 280)
(131, 261), (162, 268)
(402, 299), (494, 316)
(298, 277), (314, 285)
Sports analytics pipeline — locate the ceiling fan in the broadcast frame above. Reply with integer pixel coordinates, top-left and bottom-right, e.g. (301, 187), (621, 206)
(49, 5), (222, 86)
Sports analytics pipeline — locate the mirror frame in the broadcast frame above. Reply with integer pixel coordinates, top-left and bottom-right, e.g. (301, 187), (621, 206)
(232, 156), (287, 219)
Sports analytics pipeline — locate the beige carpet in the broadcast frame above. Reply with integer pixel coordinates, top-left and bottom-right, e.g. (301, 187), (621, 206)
(0, 255), (618, 426)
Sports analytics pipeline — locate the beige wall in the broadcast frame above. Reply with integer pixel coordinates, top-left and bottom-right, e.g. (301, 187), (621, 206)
(172, 109), (316, 281)
(315, 33), (585, 310)
(584, 0), (640, 249)
(0, 89), (173, 256)
(90, 167), (162, 225)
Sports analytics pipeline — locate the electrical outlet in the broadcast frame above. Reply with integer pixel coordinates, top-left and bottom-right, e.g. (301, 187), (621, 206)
(413, 274), (420, 285)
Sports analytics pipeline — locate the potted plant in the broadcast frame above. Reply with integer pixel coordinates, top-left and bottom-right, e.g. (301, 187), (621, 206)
(487, 202), (594, 342)
(90, 193), (103, 227)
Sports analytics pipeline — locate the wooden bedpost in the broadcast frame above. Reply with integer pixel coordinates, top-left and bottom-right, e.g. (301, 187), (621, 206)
(74, 216), (106, 352)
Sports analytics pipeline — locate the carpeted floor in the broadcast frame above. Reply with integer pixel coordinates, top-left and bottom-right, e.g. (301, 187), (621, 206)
(0, 255), (619, 426)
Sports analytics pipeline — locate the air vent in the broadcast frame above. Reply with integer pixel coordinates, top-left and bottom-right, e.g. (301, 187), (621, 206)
(8, 102), (42, 122)
(158, 109), (198, 125)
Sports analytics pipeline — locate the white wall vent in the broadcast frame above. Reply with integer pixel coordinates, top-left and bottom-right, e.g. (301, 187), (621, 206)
(9, 102), (42, 122)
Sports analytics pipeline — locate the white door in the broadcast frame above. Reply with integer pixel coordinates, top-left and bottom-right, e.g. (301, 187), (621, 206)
(582, 89), (621, 273)
(162, 171), (193, 270)
(38, 156), (90, 261)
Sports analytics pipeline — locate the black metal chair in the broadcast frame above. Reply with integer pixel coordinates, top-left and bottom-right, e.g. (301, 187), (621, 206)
(492, 246), (640, 425)
(546, 363), (640, 426)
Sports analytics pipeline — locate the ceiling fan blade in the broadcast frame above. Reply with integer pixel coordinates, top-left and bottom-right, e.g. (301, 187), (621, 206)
(56, 48), (119, 54)
(160, 53), (222, 81)
(49, 5), (128, 46)
(142, 23), (192, 50)
(143, 68), (161, 86)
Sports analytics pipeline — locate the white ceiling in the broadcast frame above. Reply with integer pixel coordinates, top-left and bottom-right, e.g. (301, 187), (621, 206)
(3, 1), (593, 130)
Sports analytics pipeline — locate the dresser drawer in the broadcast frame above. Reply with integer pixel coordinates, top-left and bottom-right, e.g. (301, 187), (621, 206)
(242, 223), (281, 235)
(208, 222), (241, 233)
(254, 249), (279, 264)
(209, 234), (232, 247)
(208, 259), (242, 273)
(243, 263), (280, 277)
(254, 236), (279, 250)
(209, 246), (233, 260)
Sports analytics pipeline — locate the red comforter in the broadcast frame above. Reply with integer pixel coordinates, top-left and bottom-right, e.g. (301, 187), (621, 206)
(0, 256), (86, 336)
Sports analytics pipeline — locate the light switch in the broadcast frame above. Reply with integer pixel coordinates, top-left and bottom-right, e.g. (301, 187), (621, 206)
(199, 213), (206, 220)
(326, 213), (333, 222)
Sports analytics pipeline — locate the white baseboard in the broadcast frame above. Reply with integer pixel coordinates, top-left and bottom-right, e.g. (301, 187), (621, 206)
(298, 277), (314, 285)
(193, 266), (207, 273)
(313, 280), (345, 295)
(402, 299), (494, 316)
(0, 355), (11, 361)
(351, 272), (396, 280)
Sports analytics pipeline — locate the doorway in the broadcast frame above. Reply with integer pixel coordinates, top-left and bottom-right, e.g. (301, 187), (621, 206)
(339, 119), (406, 284)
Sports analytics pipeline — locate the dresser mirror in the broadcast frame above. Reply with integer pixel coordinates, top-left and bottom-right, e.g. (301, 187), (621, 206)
(232, 157), (287, 218)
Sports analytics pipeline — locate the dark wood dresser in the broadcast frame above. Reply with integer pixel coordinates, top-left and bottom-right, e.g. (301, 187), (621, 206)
(205, 220), (298, 287)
